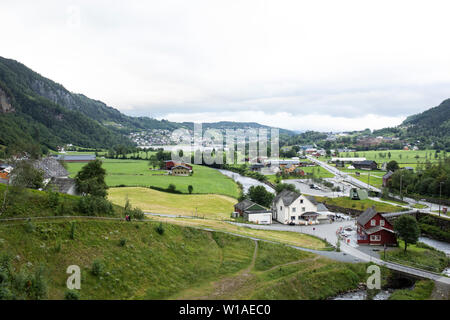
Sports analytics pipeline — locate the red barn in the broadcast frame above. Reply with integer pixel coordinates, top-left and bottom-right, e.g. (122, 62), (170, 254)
(164, 160), (192, 171)
(357, 207), (397, 246)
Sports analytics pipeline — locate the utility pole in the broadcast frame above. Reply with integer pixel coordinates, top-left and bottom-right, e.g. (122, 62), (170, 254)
(439, 182), (443, 216)
(399, 173), (403, 200)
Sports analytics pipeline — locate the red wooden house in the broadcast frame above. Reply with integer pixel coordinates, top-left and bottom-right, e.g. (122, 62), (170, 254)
(357, 207), (397, 246)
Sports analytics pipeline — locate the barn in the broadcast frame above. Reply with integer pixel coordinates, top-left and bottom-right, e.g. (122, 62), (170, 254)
(357, 207), (397, 246)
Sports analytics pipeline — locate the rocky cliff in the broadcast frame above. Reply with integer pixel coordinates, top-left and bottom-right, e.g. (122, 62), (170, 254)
(0, 86), (13, 113)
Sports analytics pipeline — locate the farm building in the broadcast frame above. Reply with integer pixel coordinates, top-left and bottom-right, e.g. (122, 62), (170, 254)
(349, 188), (368, 200)
(52, 154), (96, 162)
(357, 207), (397, 246)
(353, 160), (378, 170)
(164, 160), (193, 171)
(170, 165), (192, 176)
(331, 157), (366, 164)
(233, 199), (272, 224)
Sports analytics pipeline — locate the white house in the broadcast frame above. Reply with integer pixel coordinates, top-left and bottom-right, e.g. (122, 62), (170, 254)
(271, 189), (326, 225)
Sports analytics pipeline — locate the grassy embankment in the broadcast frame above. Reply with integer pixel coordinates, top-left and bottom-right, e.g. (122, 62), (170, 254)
(314, 196), (406, 213)
(67, 160), (240, 198)
(389, 280), (435, 300)
(0, 219), (369, 300)
(382, 240), (449, 273)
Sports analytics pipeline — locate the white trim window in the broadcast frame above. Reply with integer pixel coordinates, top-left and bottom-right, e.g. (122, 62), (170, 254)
(380, 219), (385, 227)
(370, 235), (381, 241)
(292, 207), (296, 213)
(302, 207), (306, 212)
(370, 219), (376, 226)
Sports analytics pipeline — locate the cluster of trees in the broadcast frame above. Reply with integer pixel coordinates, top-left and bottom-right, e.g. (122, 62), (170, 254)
(388, 158), (450, 199)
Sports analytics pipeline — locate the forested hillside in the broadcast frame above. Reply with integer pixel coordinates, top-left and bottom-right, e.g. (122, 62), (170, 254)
(401, 99), (450, 150)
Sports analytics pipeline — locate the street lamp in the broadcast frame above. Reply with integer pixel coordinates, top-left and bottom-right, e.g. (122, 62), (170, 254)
(439, 182), (444, 216)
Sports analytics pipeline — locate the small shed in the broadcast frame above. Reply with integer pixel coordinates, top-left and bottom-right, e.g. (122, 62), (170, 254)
(349, 188), (368, 200)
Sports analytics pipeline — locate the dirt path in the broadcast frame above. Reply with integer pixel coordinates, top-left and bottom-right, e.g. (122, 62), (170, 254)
(266, 255), (321, 272)
(194, 240), (259, 299)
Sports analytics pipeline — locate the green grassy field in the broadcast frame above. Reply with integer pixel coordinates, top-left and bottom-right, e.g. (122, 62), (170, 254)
(314, 196), (407, 213)
(265, 166), (334, 184)
(320, 149), (441, 167)
(0, 218), (370, 300)
(67, 160), (240, 198)
(108, 187), (237, 219)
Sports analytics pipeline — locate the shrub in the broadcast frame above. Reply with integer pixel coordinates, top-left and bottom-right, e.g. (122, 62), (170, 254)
(188, 185), (193, 194)
(46, 190), (60, 209)
(156, 223), (165, 235)
(130, 207), (145, 220)
(119, 238), (127, 247)
(167, 184), (176, 193)
(91, 260), (104, 276)
(77, 195), (114, 216)
(64, 290), (80, 300)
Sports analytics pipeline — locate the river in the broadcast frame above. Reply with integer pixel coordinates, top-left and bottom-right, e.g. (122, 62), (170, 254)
(418, 236), (450, 276)
(217, 169), (275, 194)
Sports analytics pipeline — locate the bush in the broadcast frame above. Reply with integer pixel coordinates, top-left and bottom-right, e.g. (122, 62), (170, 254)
(130, 207), (145, 220)
(167, 184), (176, 193)
(91, 260), (104, 276)
(46, 190), (60, 209)
(156, 223), (165, 235)
(64, 290), (80, 300)
(77, 195), (114, 216)
(119, 238), (127, 247)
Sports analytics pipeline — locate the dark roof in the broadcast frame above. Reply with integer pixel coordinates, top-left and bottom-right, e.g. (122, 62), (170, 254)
(54, 155), (96, 161)
(305, 195), (319, 205)
(273, 189), (301, 206)
(354, 160), (377, 166)
(33, 157), (69, 179)
(235, 199), (255, 211)
(357, 207), (378, 226)
(301, 212), (320, 217)
(383, 171), (394, 179)
(47, 177), (76, 194)
(316, 203), (328, 212)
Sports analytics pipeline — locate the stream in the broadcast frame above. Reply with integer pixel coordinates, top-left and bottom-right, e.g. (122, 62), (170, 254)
(217, 169), (275, 194)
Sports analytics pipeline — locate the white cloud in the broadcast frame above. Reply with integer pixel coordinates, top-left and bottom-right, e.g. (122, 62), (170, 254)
(1, 0), (450, 131)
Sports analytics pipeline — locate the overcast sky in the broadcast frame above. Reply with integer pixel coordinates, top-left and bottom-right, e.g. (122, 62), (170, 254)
(1, 0), (450, 132)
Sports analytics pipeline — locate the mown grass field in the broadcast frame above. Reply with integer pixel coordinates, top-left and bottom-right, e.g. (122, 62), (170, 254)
(314, 196), (406, 213)
(67, 160), (240, 198)
(265, 166), (335, 184)
(320, 149), (441, 167)
(108, 187), (237, 219)
(0, 219), (369, 300)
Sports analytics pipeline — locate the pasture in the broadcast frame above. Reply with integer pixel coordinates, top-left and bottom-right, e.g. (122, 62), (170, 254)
(66, 159), (240, 198)
(108, 187), (237, 219)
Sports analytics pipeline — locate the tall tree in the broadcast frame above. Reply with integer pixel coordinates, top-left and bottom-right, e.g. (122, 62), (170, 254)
(394, 215), (419, 252)
(74, 160), (108, 198)
(247, 185), (274, 208)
